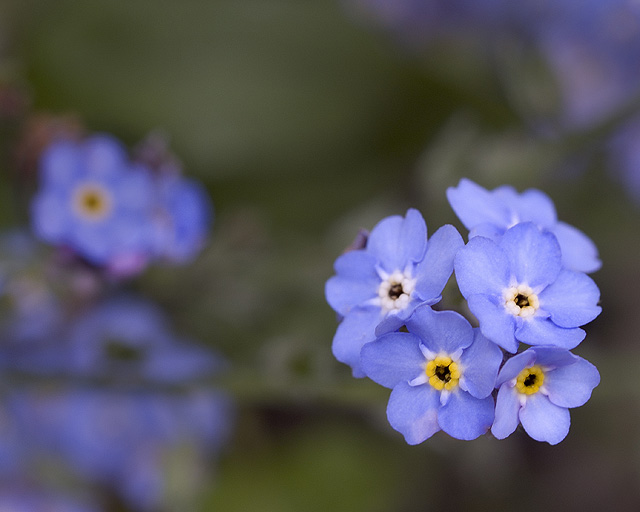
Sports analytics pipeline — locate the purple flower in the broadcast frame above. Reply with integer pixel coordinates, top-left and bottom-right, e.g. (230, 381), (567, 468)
(454, 222), (601, 353)
(447, 178), (601, 273)
(31, 135), (156, 270)
(326, 209), (463, 376)
(361, 307), (502, 443)
(491, 346), (600, 444)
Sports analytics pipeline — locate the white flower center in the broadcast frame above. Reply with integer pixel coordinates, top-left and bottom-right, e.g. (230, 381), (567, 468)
(377, 270), (416, 314)
(503, 284), (539, 318)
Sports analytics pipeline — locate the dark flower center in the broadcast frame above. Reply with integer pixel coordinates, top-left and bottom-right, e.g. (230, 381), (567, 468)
(105, 340), (144, 362)
(388, 283), (404, 300)
(523, 373), (537, 387)
(82, 191), (103, 212)
(435, 364), (452, 383)
(515, 293), (530, 308)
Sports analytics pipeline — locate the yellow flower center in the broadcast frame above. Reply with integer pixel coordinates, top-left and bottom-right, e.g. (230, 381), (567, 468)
(503, 284), (539, 318)
(72, 183), (113, 221)
(425, 355), (460, 391)
(515, 365), (545, 395)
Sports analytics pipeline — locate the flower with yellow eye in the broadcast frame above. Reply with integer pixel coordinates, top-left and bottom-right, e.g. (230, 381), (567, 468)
(31, 135), (156, 269)
(361, 306), (502, 443)
(454, 222), (601, 353)
(491, 346), (600, 444)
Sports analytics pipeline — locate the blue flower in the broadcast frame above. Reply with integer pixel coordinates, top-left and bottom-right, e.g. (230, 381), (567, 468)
(447, 178), (601, 273)
(151, 174), (213, 263)
(31, 135), (156, 270)
(491, 346), (600, 444)
(454, 222), (601, 353)
(8, 387), (233, 511)
(525, 0), (640, 130)
(361, 307), (502, 443)
(325, 209), (463, 376)
(62, 296), (222, 383)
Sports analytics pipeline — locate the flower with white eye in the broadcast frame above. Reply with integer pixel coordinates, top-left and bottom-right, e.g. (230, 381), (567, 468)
(454, 222), (601, 353)
(325, 209), (463, 377)
(491, 346), (600, 445)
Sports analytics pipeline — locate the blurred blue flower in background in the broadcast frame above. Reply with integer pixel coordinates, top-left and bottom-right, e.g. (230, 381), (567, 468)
(447, 178), (601, 272)
(455, 222), (601, 353)
(326, 208), (462, 376)
(361, 307), (502, 443)
(491, 346), (600, 444)
(31, 135), (156, 274)
(0, 484), (100, 512)
(152, 174), (213, 264)
(6, 387), (232, 511)
(60, 296), (221, 383)
(526, 0), (640, 129)
(30, 132), (214, 278)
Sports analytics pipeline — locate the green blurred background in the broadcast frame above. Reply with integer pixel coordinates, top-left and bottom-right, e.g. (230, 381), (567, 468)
(1, 1), (639, 510)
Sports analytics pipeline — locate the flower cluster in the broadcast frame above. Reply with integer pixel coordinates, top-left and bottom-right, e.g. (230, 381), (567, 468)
(326, 178), (601, 444)
(31, 134), (212, 277)
(0, 130), (231, 510)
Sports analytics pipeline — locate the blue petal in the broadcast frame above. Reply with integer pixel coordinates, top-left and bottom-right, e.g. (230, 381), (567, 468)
(361, 332), (425, 389)
(413, 224), (463, 302)
(375, 305), (422, 336)
(519, 394), (570, 445)
(552, 221), (601, 273)
(515, 318), (585, 349)
(545, 357), (600, 408)
(491, 384), (521, 440)
(406, 307), (474, 354)
(438, 391), (494, 440)
(82, 135), (128, 178)
(387, 381), (440, 445)
(469, 222), (504, 241)
(496, 349), (536, 387)
(529, 346), (577, 368)
(40, 140), (82, 188)
(366, 209), (427, 273)
(509, 188), (557, 227)
(446, 179), (511, 230)
(500, 223), (561, 288)
(31, 193), (70, 242)
(538, 270), (602, 328)
(467, 294), (519, 353)
(331, 307), (381, 378)
(325, 251), (379, 315)
(454, 236), (510, 298)
(459, 330), (503, 398)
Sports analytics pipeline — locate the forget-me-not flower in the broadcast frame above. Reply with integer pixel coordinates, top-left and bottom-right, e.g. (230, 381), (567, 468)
(31, 135), (156, 270)
(491, 346), (600, 444)
(447, 178), (601, 273)
(361, 306), (502, 443)
(326, 209), (463, 376)
(454, 222), (601, 353)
